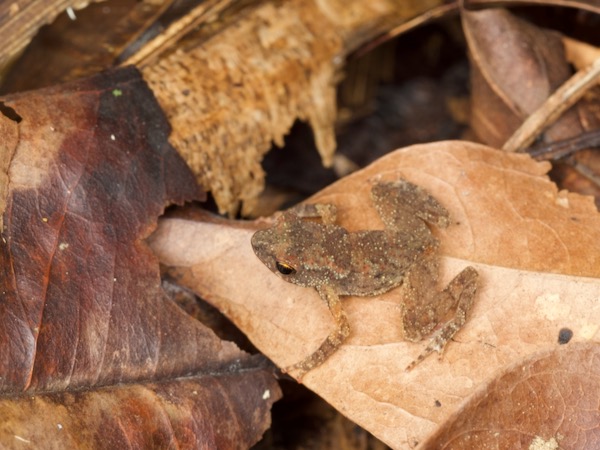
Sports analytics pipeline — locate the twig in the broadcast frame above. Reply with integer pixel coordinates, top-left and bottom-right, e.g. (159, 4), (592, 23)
(354, 3), (459, 58)
(572, 158), (600, 188)
(529, 129), (600, 160)
(120, 0), (230, 68)
(502, 56), (600, 152)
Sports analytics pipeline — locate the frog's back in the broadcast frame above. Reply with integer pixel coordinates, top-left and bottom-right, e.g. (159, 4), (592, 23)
(336, 230), (435, 296)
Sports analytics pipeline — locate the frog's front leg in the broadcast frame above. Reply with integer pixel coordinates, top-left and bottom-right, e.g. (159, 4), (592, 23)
(285, 284), (350, 379)
(371, 180), (450, 234)
(401, 259), (479, 371)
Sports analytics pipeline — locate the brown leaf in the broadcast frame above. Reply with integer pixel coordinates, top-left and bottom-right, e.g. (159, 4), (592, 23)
(2, 372), (278, 449)
(464, 7), (600, 206)
(0, 0), (106, 70)
(423, 342), (600, 449)
(464, 0), (600, 15)
(0, 67), (280, 447)
(463, 7), (578, 147)
(564, 36), (600, 70)
(149, 141), (600, 448)
(0, 0), (169, 93)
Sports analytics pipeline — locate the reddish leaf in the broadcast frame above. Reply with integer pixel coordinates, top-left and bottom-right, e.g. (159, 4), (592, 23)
(0, 67), (280, 447)
(463, 7), (576, 147)
(465, 7), (600, 145)
(424, 342), (600, 449)
(2, 372), (278, 449)
(464, 0), (600, 15)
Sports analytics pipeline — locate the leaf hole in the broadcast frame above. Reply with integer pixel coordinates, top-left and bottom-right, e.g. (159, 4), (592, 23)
(0, 102), (22, 123)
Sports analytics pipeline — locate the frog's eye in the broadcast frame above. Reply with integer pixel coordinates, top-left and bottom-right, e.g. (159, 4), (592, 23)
(275, 261), (296, 275)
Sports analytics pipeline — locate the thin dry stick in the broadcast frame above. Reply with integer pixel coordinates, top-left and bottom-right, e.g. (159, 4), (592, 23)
(503, 55), (600, 153)
(529, 129), (600, 160)
(119, 0), (228, 68)
(354, 3), (459, 58)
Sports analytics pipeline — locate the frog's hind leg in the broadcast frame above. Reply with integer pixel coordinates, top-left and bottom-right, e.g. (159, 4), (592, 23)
(371, 180), (450, 233)
(285, 285), (349, 380)
(404, 265), (479, 371)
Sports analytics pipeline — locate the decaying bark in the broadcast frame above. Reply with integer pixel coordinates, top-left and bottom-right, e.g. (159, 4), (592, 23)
(0, 0), (445, 215)
(140, 0), (443, 215)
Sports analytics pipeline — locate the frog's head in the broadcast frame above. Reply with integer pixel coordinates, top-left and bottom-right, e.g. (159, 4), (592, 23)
(251, 212), (351, 288)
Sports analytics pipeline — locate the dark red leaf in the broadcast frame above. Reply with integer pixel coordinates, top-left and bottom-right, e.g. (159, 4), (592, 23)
(0, 67), (280, 447)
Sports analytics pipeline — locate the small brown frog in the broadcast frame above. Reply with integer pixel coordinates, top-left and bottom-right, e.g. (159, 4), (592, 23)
(251, 180), (478, 378)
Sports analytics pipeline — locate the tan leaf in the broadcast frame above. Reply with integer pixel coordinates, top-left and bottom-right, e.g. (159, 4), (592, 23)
(149, 141), (600, 447)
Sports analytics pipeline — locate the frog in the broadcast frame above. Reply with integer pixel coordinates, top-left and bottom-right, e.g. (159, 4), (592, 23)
(251, 179), (478, 378)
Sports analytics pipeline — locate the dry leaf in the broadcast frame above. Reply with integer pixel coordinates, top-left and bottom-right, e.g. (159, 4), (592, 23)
(0, 67), (280, 447)
(149, 141), (600, 448)
(0, 0), (169, 93)
(464, 6), (600, 147)
(464, 7), (600, 205)
(464, 0), (600, 15)
(0, 0), (106, 70)
(463, 7), (579, 147)
(423, 342), (600, 449)
(564, 36), (600, 71)
(1, 372), (278, 448)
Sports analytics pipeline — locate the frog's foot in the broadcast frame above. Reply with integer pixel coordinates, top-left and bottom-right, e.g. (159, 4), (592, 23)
(405, 266), (479, 371)
(404, 325), (455, 372)
(285, 285), (350, 381)
(284, 321), (349, 380)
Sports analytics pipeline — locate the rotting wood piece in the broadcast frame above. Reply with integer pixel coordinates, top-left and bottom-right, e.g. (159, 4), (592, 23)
(141, 0), (445, 216)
